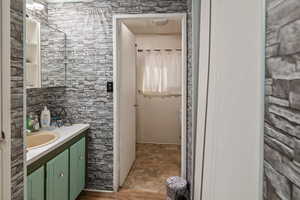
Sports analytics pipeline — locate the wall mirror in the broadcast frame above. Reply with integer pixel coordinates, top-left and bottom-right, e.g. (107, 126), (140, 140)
(26, 17), (67, 88)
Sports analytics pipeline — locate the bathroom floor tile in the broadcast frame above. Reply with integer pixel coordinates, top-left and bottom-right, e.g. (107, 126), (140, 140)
(78, 143), (180, 200)
(121, 143), (181, 194)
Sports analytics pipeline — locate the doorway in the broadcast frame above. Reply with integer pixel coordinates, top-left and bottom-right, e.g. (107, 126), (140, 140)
(113, 13), (187, 194)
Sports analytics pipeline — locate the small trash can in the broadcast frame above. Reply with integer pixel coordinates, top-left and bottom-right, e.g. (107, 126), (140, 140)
(166, 176), (188, 200)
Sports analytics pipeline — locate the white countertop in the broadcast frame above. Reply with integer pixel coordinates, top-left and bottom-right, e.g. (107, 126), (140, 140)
(26, 124), (89, 165)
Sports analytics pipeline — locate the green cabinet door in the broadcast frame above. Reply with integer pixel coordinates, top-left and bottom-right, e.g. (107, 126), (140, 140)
(27, 166), (44, 200)
(78, 137), (86, 193)
(46, 149), (69, 200)
(70, 137), (86, 200)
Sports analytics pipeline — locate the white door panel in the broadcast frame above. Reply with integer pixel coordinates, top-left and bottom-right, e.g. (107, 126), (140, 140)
(197, 0), (264, 200)
(119, 23), (136, 186)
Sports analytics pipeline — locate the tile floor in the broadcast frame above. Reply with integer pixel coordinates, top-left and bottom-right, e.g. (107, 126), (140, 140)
(78, 143), (180, 200)
(121, 143), (181, 194)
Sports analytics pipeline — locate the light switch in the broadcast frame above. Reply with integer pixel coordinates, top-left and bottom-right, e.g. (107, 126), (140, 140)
(107, 81), (113, 93)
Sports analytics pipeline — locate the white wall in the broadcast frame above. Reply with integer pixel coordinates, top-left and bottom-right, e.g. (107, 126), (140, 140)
(136, 35), (181, 144)
(194, 0), (264, 199)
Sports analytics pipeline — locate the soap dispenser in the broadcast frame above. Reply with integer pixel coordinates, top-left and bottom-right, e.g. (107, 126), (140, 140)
(40, 106), (51, 128)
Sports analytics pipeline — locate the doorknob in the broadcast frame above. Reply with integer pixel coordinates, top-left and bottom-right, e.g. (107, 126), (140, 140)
(133, 104), (139, 107)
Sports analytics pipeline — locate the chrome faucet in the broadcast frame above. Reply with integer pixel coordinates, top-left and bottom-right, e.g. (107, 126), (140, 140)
(51, 107), (73, 128)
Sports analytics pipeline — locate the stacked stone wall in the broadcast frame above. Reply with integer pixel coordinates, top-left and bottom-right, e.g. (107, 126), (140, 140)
(265, 0), (300, 199)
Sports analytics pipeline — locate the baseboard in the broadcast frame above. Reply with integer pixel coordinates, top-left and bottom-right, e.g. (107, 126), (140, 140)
(84, 188), (114, 193)
(137, 142), (181, 145)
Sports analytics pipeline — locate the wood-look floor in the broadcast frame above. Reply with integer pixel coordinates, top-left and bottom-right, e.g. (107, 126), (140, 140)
(78, 144), (180, 200)
(77, 189), (165, 200)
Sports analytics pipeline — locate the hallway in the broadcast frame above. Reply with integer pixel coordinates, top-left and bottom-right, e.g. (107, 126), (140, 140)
(78, 143), (180, 200)
(122, 143), (181, 194)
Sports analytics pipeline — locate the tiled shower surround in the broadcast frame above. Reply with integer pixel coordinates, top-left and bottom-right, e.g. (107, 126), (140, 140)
(264, 0), (300, 199)
(26, 0), (193, 193)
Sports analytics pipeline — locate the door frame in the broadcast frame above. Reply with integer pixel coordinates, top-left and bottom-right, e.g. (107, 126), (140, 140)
(113, 13), (187, 191)
(193, 0), (211, 198)
(0, 0), (11, 199)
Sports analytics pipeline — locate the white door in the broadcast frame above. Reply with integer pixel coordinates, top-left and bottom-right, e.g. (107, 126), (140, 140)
(194, 0), (264, 199)
(119, 23), (136, 186)
(0, 0), (11, 199)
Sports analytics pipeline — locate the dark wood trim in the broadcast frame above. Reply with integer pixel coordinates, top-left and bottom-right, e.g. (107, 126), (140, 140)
(27, 131), (87, 175)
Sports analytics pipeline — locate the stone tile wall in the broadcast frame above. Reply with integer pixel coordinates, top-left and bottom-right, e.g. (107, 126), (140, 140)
(40, 27), (66, 88)
(27, 87), (66, 116)
(11, 0), (24, 199)
(26, 0), (67, 116)
(264, 0), (300, 199)
(26, 0), (48, 23)
(47, 0), (193, 191)
(186, 0), (193, 194)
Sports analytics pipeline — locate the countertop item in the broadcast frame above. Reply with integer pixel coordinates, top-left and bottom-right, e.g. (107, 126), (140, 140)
(40, 106), (51, 128)
(26, 124), (89, 165)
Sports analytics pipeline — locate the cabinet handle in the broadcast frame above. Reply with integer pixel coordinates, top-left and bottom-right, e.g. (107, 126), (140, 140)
(80, 155), (84, 160)
(59, 172), (64, 177)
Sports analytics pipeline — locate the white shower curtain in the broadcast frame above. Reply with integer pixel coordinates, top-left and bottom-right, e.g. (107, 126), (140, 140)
(138, 51), (182, 96)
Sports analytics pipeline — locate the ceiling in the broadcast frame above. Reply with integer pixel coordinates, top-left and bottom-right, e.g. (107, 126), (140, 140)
(122, 18), (181, 35)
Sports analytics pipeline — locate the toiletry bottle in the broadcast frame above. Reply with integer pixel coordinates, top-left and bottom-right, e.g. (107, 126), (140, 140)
(41, 106), (51, 128)
(33, 115), (40, 131)
(26, 114), (34, 132)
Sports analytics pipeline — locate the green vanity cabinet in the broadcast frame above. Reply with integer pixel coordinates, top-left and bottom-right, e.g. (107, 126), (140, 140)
(46, 149), (69, 200)
(27, 132), (87, 200)
(70, 137), (86, 200)
(27, 166), (44, 200)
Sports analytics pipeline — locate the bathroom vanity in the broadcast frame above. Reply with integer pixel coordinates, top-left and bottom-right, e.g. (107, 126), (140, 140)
(25, 4), (87, 200)
(26, 124), (89, 200)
